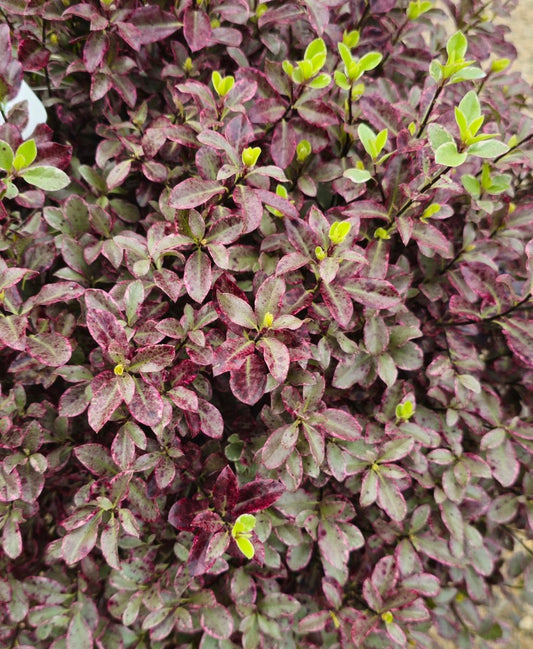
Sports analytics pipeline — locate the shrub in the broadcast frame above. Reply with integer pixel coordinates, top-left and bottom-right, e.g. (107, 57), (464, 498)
(0, 1), (532, 647)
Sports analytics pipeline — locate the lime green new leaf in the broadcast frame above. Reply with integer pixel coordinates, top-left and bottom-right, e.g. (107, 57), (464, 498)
(0, 139), (14, 172)
(343, 168), (371, 184)
(446, 31), (468, 63)
(15, 139), (37, 169)
(467, 139), (509, 159)
(236, 535), (255, 559)
(282, 60), (294, 77)
(407, 1), (433, 20)
(342, 29), (360, 49)
(359, 51), (383, 73)
(454, 107), (469, 142)
(334, 70), (350, 90)
(329, 221), (351, 245)
(357, 123), (377, 159)
(305, 38), (326, 64)
(458, 91), (481, 123)
(232, 513), (256, 537)
(338, 42), (353, 69)
(308, 73), (331, 89)
(434, 142), (467, 167)
(20, 166), (71, 191)
(374, 128), (388, 157)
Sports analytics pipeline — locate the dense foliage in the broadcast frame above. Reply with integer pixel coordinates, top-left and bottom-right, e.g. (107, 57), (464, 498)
(0, 1), (532, 647)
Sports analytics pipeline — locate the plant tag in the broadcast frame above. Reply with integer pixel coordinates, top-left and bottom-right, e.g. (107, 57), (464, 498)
(0, 81), (47, 138)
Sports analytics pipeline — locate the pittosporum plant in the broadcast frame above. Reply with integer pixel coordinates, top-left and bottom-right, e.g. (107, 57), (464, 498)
(0, 1), (532, 648)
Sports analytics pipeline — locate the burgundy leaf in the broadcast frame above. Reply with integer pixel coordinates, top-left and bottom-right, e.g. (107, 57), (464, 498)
(169, 178), (226, 209)
(26, 332), (72, 367)
(262, 422), (299, 469)
(233, 480), (285, 516)
(87, 375), (123, 433)
(258, 337), (290, 383)
(229, 353), (267, 405)
(184, 249), (212, 303)
(343, 277), (401, 309)
(198, 399), (224, 438)
(320, 282), (353, 327)
(183, 9), (212, 52)
(129, 378), (164, 427)
(212, 466), (239, 514)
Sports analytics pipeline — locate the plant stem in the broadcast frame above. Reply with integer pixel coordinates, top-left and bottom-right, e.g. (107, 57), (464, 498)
(416, 83), (444, 138)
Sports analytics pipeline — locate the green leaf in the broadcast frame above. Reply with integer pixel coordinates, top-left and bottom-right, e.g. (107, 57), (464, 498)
(467, 139), (509, 159)
(334, 70), (350, 90)
(461, 174), (481, 198)
(357, 123), (377, 159)
(20, 166), (70, 191)
(446, 31), (468, 63)
(359, 51), (383, 72)
(458, 90), (481, 123)
(343, 168), (371, 183)
(374, 128), (388, 157)
(305, 38), (326, 63)
(307, 73), (331, 89)
(434, 142), (467, 167)
(232, 513), (256, 537)
(15, 139), (37, 168)
(0, 139), (14, 171)
(448, 66), (485, 84)
(429, 60), (443, 83)
(338, 42), (353, 70)
(427, 124), (454, 151)
(454, 107), (469, 142)
(342, 29), (360, 49)
(407, 0), (433, 20)
(236, 535), (255, 559)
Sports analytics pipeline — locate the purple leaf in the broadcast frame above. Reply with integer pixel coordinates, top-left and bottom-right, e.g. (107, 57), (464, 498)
(212, 466), (239, 514)
(86, 308), (129, 354)
(129, 6), (180, 45)
(233, 480), (285, 516)
(169, 178), (226, 209)
(217, 292), (257, 328)
(312, 408), (362, 441)
(201, 605), (234, 639)
(320, 282), (353, 327)
(198, 399), (224, 438)
(129, 345), (175, 372)
(74, 444), (116, 477)
(129, 378), (164, 427)
(229, 354), (267, 405)
(183, 8), (212, 52)
(257, 337), (290, 383)
(254, 276), (285, 322)
(184, 249), (212, 303)
(83, 31), (109, 74)
(0, 314), (27, 350)
(343, 277), (401, 309)
(88, 375), (123, 433)
(271, 119), (296, 168)
(61, 513), (100, 565)
(26, 332), (72, 367)
(262, 422), (299, 469)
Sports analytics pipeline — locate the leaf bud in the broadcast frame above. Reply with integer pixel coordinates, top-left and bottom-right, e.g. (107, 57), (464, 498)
(261, 312), (274, 329)
(381, 611), (394, 624)
(328, 220), (351, 245)
(242, 146), (261, 168)
(374, 227), (390, 240)
(315, 246), (326, 260)
(114, 363), (125, 376)
(296, 139), (312, 162)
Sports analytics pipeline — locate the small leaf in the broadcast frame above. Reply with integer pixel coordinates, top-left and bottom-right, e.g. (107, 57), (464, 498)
(343, 168), (371, 183)
(0, 139), (14, 171)
(67, 612), (93, 649)
(169, 178), (226, 209)
(434, 141), (468, 167)
(20, 166), (70, 190)
(467, 139), (509, 158)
